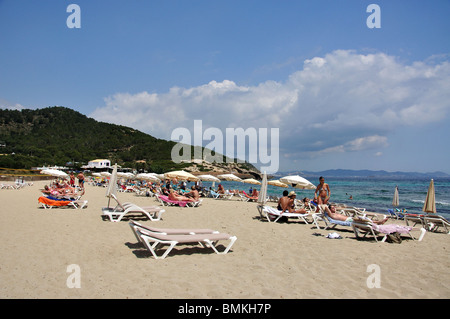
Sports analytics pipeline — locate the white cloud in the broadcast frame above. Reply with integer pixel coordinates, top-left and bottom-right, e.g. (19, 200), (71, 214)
(0, 100), (26, 110)
(90, 50), (450, 167)
(305, 135), (388, 158)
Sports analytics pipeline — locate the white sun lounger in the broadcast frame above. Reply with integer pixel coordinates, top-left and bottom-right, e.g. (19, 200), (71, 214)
(352, 218), (426, 242)
(135, 228), (237, 259)
(128, 220), (220, 243)
(262, 206), (310, 224)
(103, 194), (164, 222)
(423, 214), (450, 234)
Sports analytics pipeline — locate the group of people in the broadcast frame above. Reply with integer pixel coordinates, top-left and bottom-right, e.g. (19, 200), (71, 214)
(69, 172), (85, 189)
(274, 176), (389, 226)
(41, 181), (84, 199)
(276, 176), (331, 214)
(168, 186), (200, 202)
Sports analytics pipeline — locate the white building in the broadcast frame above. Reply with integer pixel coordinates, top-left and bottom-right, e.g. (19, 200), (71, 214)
(86, 159), (111, 169)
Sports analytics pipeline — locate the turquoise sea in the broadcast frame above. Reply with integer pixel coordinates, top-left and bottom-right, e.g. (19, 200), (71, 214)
(198, 177), (450, 219)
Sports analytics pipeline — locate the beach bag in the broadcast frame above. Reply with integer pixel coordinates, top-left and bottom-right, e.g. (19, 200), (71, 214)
(386, 232), (402, 244)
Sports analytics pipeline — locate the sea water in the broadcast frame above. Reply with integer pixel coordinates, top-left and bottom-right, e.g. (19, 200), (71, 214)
(199, 177), (450, 219)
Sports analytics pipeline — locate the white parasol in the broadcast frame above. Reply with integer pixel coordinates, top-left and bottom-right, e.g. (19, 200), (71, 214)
(100, 171), (112, 177)
(268, 180), (289, 188)
(392, 185), (399, 208)
(105, 164), (118, 209)
(164, 170), (199, 182)
(197, 174), (221, 183)
(40, 168), (69, 179)
(136, 173), (161, 183)
(279, 175), (315, 190)
(217, 174), (243, 182)
(242, 178), (261, 185)
(257, 172), (268, 205)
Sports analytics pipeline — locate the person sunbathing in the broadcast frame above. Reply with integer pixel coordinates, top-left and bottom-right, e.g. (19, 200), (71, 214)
(42, 185), (59, 196)
(321, 204), (388, 224)
(302, 197), (320, 212)
(277, 190), (289, 210)
(217, 184), (226, 194)
(279, 191), (308, 214)
(168, 189), (195, 202)
(185, 186), (200, 201)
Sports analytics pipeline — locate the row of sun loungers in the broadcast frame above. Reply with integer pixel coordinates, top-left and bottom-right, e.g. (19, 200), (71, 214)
(1, 182), (33, 189)
(99, 188), (445, 259)
(98, 191), (237, 258)
(258, 203), (432, 242)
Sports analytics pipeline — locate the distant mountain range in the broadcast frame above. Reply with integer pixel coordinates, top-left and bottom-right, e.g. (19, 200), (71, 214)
(273, 169), (450, 179)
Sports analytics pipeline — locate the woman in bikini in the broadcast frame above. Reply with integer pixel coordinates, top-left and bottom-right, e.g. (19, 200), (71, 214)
(314, 176), (330, 205)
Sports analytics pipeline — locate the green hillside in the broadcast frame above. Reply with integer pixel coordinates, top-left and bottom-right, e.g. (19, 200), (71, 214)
(0, 106), (231, 173)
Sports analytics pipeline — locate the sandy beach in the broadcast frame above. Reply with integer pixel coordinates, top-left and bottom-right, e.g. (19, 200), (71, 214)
(0, 180), (449, 299)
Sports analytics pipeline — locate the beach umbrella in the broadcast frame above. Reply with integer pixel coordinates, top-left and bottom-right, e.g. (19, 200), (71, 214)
(165, 170), (199, 182)
(391, 185), (401, 219)
(242, 178), (261, 185)
(422, 179), (436, 214)
(100, 171), (111, 177)
(197, 174), (221, 183)
(268, 180), (289, 188)
(217, 174), (243, 182)
(197, 174), (220, 188)
(40, 168), (69, 179)
(392, 185), (399, 208)
(92, 172), (101, 177)
(117, 172), (135, 179)
(257, 172), (268, 205)
(105, 164), (118, 208)
(136, 173), (160, 183)
(279, 175), (315, 190)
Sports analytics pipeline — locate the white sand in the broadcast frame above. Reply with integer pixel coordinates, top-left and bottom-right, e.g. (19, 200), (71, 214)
(0, 181), (449, 299)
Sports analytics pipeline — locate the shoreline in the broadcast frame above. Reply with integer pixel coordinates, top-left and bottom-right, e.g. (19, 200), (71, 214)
(0, 181), (449, 299)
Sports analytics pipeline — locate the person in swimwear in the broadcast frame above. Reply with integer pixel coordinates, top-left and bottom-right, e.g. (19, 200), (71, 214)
(277, 190), (289, 210)
(278, 191), (308, 214)
(185, 186), (200, 201)
(217, 184), (226, 194)
(321, 204), (388, 224)
(314, 176), (330, 205)
(168, 189), (195, 202)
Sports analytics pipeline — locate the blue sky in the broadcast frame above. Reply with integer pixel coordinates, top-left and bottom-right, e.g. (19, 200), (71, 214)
(1, 0), (449, 173)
